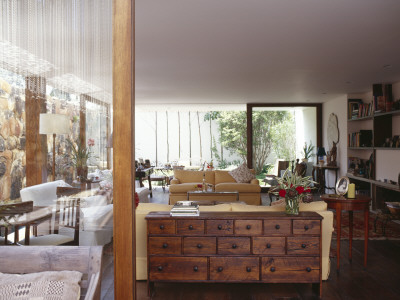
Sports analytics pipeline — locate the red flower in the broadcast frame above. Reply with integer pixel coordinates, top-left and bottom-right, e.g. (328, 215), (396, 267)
(197, 184), (203, 188)
(305, 188), (311, 193)
(279, 189), (286, 197)
(296, 186), (305, 194)
(135, 192), (139, 208)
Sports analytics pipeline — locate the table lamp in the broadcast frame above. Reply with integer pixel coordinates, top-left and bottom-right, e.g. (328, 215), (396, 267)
(317, 147), (327, 166)
(39, 114), (70, 181)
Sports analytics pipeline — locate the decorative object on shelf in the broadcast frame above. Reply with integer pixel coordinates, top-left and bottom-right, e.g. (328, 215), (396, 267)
(39, 113), (70, 181)
(272, 169), (314, 215)
(327, 142), (337, 167)
(317, 147), (326, 166)
(66, 138), (95, 183)
(335, 176), (350, 196)
(347, 183), (356, 198)
(202, 172), (206, 192)
(302, 141), (315, 162)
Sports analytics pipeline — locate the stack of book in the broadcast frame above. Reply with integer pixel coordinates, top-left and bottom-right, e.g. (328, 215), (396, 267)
(170, 201), (200, 216)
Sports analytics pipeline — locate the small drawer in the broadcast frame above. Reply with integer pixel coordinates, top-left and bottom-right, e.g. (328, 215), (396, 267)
(206, 220), (233, 235)
(210, 257), (259, 281)
(293, 220), (320, 235)
(148, 220), (175, 235)
(253, 237), (285, 255)
(177, 220), (205, 235)
(217, 237), (250, 255)
(149, 257), (207, 281)
(234, 220), (262, 235)
(262, 257), (319, 282)
(287, 237), (319, 255)
(184, 237), (217, 255)
(264, 219), (291, 236)
(148, 237), (181, 255)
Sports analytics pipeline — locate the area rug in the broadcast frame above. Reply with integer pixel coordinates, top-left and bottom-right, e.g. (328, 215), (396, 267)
(331, 211), (400, 240)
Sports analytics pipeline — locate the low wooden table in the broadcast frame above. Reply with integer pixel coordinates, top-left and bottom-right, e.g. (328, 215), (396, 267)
(320, 194), (371, 271)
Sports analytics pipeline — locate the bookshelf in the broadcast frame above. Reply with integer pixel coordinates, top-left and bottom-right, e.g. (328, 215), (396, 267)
(347, 96), (400, 210)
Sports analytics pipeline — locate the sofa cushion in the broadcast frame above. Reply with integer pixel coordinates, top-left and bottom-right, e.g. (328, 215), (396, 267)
(20, 180), (71, 207)
(169, 182), (203, 193)
(199, 204), (232, 212)
(228, 163), (256, 183)
(231, 203), (284, 212)
(81, 195), (109, 208)
(0, 270), (82, 300)
(81, 204), (113, 231)
(214, 170), (237, 184)
(173, 170), (215, 184)
(215, 183), (261, 193)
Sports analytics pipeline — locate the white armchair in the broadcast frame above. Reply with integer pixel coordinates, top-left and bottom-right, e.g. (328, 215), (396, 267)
(20, 180), (71, 207)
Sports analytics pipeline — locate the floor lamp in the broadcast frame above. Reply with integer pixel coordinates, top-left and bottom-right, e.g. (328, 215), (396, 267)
(39, 114), (70, 181)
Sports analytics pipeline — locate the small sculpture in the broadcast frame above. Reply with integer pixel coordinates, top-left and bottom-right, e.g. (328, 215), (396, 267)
(327, 142), (337, 166)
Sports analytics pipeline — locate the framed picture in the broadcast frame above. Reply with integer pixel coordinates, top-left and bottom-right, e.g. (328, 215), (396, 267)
(336, 176), (350, 196)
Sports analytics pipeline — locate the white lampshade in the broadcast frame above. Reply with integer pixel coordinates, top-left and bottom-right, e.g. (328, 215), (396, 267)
(39, 114), (70, 135)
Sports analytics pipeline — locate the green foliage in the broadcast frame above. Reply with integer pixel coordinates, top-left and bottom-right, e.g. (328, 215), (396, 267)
(270, 113), (296, 161)
(302, 141), (315, 159)
(66, 138), (93, 168)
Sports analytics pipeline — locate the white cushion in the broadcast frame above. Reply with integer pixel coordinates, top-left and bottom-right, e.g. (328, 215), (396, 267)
(81, 195), (109, 208)
(81, 204), (113, 231)
(0, 270), (82, 300)
(20, 180), (71, 207)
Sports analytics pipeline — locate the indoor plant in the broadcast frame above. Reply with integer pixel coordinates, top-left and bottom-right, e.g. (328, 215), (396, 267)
(66, 138), (95, 182)
(302, 141), (315, 162)
(272, 169), (315, 214)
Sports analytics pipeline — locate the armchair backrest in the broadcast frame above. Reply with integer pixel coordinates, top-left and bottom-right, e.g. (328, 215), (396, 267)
(20, 180), (71, 207)
(173, 170), (215, 184)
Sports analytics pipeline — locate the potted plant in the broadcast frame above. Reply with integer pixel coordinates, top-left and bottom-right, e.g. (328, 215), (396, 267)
(302, 142), (315, 162)
(66, 138), (95, 182)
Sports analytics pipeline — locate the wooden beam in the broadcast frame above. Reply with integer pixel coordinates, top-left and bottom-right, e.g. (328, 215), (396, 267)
(25, 76), (48, 186)
(113, 0), (135, 299)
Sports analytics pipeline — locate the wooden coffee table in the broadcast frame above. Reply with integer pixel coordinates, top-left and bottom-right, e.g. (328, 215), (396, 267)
(320, 194), (371, 271)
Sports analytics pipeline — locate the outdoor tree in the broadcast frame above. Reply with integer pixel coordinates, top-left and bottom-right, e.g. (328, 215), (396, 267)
(204, 111), (222, 161)
(217, 111), (289, 174)
(270, 113), (296, 161)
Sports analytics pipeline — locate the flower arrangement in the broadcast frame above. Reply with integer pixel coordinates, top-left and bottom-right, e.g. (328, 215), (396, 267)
(302, 142), (315, 160)
(272, 169), (315, 214)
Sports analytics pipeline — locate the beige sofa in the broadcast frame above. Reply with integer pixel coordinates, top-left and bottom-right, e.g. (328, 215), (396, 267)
(169, 170), (261, 205)
(135, 201), (333, 281)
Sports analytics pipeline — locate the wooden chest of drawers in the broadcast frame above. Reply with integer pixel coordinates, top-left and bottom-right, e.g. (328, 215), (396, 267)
(146, 211), (323, 297)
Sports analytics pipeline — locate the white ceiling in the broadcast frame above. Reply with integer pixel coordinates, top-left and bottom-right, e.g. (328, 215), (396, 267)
(135, 0), (400, 105)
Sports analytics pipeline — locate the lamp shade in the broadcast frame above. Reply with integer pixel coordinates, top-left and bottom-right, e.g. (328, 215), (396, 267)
(317, 147), (327, 157)
(39, 114), (69, 135)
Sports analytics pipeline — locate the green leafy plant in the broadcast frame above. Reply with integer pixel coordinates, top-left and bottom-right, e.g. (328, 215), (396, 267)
(302, 142), (315, 160)
(66, 138), (94, 168)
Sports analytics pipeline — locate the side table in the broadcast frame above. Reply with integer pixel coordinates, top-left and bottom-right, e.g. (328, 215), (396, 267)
(312, 165), (339, 194)
(320, 194), (371, 271)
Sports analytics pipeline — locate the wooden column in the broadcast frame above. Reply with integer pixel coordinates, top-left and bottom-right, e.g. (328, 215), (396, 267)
(106, 103), (111, 169)
(113, 0), (135, 299)
(25, 76), (48, 186)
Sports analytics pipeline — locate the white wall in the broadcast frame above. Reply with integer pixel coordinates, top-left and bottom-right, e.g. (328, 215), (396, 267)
(322, 94), (348, 190)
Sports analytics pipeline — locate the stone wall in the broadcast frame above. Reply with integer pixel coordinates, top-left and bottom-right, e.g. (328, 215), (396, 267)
(0, 78), (26, 201)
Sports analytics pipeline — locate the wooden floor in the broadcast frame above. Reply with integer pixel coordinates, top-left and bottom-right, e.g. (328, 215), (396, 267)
(101, 239), (400, 299)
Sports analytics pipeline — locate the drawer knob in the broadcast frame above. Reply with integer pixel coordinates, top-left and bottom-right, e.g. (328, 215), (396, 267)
(232, 244), (237, 249)
(193, 266), (199, 272)
(270, 267), (276, 272)
(246, 267), (251, 272)
(275, 224), (280, 230)
(162, 243), (168, 248)
(159, 225), (164, 230)
(217, 267), (223, 272)
(266, 243), (271, 249)
(301, 244), (306, 249)
(218, 225), (222, 230)
(306, 267), (311, 272)
(304, 225), (309, 231)
(158, 266), (163, 271)
(197, 244), (203, 249)
(189, 225), (194, 230)
(246, 225), (251, 230)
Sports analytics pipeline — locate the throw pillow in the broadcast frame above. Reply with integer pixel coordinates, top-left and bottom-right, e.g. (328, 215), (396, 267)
(0, 270), (82, 300)
(228, 163), (256, 183)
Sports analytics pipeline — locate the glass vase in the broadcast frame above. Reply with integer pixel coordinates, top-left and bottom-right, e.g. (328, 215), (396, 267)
(285, 197), (299, 215)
